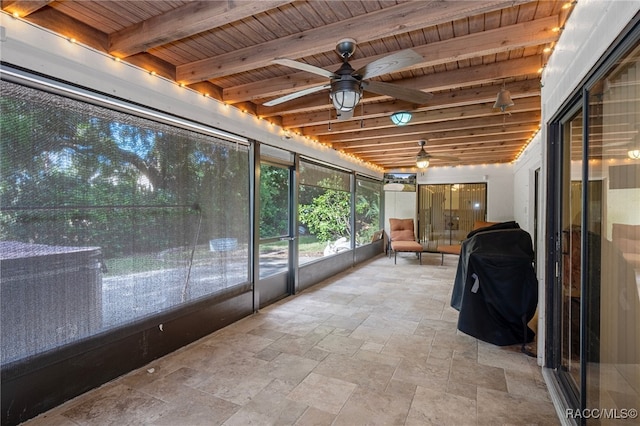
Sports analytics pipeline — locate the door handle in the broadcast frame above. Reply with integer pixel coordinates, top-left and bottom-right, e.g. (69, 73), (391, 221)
(279, 236), (295, 241)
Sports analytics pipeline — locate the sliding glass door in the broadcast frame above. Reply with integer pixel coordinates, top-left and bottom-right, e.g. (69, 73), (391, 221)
(418, 183), (487, 250)
(548, 29), (640, 421)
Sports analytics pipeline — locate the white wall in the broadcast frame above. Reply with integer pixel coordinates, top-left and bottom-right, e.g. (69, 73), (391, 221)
(513, 133), (542, 236)
(414, 163), (515, 222)
(541, 0), (640, 120)
(383, 191), (418, 237)
(539, 0), (640, 240)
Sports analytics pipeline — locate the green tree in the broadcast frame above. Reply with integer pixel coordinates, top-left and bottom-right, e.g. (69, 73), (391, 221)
(1, 82), (249, 257)
(355, 192), (380, 244)
(298, 181), (351, 243)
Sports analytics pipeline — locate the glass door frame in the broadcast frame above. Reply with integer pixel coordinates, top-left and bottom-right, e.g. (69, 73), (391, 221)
(253, 143), (298, 310)
(546, 100), (586, 413)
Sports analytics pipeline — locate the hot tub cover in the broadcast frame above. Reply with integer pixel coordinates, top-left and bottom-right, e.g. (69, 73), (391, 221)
(450, 225), (538, 346)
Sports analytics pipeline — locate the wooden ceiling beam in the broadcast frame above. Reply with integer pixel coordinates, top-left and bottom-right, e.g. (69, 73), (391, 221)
(362, 146), (521, 163)
(109, 1), (295, 58)
(223, 15), (558, 104)
(424, 123), (541, 143)
(375, 144), (522, 157)
(1, 0), (52, 17)
(20, 6), (108, 51)
(176, 1), (528, 84)
(361, 140), (523, 155)
(125, 53), (177, 81)
(283, 81), (541, 128)
(375, 152), (518, 168)
(317, 111), (540, 144)
(300, 97), (541, 137)
(383, 55), (542, 93)
(382, 150), (518, 161)
(341, 133), (533, 154)
(332, 125), (539, 150)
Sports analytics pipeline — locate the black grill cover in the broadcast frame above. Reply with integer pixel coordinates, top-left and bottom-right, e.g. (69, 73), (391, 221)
(451, 225), (537, 346)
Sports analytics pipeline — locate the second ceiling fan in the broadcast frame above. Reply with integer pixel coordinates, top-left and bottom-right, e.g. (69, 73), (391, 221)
(415, 139), (460, 168)
(263, 38), (433, 119)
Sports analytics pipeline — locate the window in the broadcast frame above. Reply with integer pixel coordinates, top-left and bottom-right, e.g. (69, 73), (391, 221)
(298, 160), (352, 263)
(0, 80), (250, 364)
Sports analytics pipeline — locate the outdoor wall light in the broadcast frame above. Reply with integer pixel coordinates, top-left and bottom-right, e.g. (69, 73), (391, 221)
(390, 111), (412, 126)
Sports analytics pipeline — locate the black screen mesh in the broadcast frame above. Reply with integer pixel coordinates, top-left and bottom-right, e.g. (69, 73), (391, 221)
(1, 80), (250, 364)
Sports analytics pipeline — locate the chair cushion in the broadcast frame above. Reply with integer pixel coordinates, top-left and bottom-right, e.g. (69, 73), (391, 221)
(391, 240), (422, 252)
(389, 218), (416, 241)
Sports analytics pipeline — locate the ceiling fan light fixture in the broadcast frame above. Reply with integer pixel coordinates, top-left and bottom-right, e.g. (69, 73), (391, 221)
(494, 86), (515, 113)
(628, 149), (640, 160)
(390, 111), (412, 126)
(416, 149), (430, 169)
(330, 79), (362, 112)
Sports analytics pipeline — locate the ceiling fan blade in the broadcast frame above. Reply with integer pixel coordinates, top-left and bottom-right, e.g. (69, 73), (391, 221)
(429, 154), (460, 161)
(263, 84), (331, 107)
(356, 49), (424, 80)
(272, 58), (336, 79)
(363, 80), (433, 104)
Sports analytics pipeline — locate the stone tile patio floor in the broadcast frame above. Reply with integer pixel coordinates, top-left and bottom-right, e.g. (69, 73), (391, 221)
(24, 252), (559, 425)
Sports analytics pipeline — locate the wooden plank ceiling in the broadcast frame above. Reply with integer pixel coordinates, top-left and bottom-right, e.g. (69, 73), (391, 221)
(2, 0), (575, 170)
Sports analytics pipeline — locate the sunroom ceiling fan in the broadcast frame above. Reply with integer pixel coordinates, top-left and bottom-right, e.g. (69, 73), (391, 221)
(263, 38), (433, 120)
(415, 139), (460, 169)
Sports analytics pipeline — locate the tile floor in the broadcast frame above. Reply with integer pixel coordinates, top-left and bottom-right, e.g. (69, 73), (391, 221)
(24, 253), (560, 425)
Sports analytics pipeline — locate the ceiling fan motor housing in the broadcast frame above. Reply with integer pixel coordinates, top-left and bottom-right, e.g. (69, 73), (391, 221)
(330, 61), (362, 112)
(336, 38), (357, 59)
